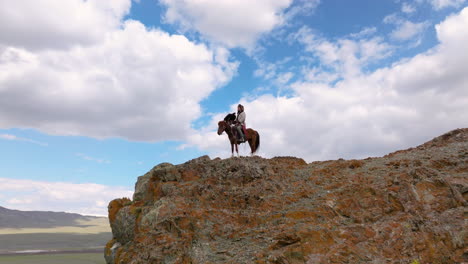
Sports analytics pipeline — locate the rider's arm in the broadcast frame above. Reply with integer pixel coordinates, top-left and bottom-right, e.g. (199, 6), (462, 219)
(237, 112), (245, 124)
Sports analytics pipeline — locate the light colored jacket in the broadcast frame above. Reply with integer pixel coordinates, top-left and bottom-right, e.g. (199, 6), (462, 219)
(236, 112), (246, 126)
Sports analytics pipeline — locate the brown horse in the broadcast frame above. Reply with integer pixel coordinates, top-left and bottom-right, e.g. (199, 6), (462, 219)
(217, 120), (260, 157)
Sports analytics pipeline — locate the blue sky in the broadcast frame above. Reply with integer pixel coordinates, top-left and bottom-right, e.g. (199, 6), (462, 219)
(0, 0), (467, 215)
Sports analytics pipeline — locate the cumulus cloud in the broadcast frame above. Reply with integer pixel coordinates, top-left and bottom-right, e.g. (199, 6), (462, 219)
(0, 0), (131, 51)
(0, 2), (237, 141)
(159, 0), (293, 49)
(0, 178), (133, 216)
(188, 8), (468, 161)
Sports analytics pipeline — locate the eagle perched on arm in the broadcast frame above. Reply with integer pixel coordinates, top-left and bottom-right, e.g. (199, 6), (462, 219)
(224, 113), (236, 125)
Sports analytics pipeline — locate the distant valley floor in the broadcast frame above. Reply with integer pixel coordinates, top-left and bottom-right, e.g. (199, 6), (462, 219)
(0, 252), (105, 264)
(0, 232), (111, 253)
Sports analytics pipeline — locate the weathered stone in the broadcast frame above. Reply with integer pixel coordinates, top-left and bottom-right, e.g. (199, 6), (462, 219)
(154, 167), (181, 182)
(106, 128), (468, 264)
(104, 239), (121, 264)
(133, 175), (150, 201)
(152, 162), (174, 170)
(108, 198), (131, 223)
(186, 155), (211, 164)
(111, 206), (137, 245)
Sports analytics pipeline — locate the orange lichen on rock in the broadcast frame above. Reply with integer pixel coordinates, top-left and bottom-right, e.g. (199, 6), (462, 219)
(108, 198), (131, 224)
(105, 129), (467, 264)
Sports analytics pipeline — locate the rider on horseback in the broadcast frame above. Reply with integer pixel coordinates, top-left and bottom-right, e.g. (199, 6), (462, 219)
(235, 104), (246, 142)
(218, 104), (260, 156)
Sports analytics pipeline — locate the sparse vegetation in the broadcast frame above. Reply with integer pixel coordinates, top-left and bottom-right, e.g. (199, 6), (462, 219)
(0, 253), (105, 264)
(0, 233), (111, 252)
(0, 217), (110, 235)
(348, 159), (364, 169)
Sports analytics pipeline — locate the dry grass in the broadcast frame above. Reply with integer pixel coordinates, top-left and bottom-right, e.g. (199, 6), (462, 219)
(0, 253), (105, 264)
(0, 218), (110, 235)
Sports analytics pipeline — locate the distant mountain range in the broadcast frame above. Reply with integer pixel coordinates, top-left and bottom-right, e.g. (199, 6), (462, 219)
(0, 206), (102, 229)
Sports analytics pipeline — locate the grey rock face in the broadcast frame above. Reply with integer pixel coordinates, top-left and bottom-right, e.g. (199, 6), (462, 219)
(111, 206), (137, 245)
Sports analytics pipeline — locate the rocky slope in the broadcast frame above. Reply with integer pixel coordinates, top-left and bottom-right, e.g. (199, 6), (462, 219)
(105, 128), (467, 264)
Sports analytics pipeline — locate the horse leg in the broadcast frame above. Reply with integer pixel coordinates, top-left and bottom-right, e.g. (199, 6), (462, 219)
(231, 143), (234, 157)
(235, 143), (239, 157)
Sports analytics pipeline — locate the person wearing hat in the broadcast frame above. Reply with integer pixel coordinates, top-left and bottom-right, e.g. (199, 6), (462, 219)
(235, 104), (246, 142)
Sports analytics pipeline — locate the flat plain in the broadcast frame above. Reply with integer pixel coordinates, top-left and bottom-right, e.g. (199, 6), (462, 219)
(0, 214), (111, 263)
(0, 217), (110, 235)
(0, 252), (105, 264)
(0, 232), (111, 252)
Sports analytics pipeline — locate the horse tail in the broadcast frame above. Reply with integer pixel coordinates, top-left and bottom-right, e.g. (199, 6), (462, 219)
(254, 131), (260, 153)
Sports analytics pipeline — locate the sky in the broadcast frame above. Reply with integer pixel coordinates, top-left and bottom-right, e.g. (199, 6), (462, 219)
(0, 0), (467, 216)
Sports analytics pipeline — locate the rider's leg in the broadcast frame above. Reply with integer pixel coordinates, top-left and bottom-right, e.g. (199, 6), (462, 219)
(236, 126), (244, 141)
(242, 125), (247, 139)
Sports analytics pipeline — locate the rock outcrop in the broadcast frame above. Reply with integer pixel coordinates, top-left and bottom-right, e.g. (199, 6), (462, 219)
(105, 128), (467, 264)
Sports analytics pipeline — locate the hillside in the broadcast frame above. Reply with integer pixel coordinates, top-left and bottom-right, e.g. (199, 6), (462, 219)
(105, 128), (467, 263)
(0, 206), (100, 229)
(0, 207), (111, 254)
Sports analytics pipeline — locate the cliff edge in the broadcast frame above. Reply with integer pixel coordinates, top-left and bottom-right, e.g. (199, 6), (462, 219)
(105, 128), (467, 263)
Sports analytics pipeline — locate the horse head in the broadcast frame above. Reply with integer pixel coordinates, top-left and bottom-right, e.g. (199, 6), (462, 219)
(217, 121), (227, 135)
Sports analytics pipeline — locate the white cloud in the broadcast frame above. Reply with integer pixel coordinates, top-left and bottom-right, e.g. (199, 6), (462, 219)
(254, 57), (293, 81)
(0, 134), (48, 146)
(403, 0), (466, 11)
(159, 0), (293, 49)
(390, 20), (430, 41)
(0, 1), (237, 142)
(188, 8), (468, 161)
(76, 153), (111, 164)
(282, 0), (321, 24)
(0, 178), (133, 216)
(383, 13), (400, 24)
(430, 0), (467, 9)
(275, 72), (294, 86)
(302, 68), (339, 83)
(384, 14), (429, 42)
(349, 27), (377, 38)
(294, 26), (393, 79)
(402, 2), (416, 13)
(0, 0), (131, 51)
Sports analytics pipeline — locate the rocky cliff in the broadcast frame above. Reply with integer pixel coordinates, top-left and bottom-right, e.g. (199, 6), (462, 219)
(105, 129), (467, 264)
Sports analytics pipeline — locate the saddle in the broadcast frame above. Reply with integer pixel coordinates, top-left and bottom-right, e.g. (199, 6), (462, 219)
(232, 124), (247, 142)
